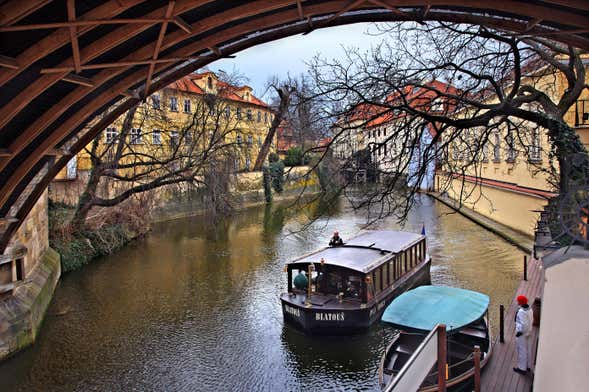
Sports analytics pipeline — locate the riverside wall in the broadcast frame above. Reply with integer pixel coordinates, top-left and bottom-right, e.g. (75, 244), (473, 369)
(0, 191), (61, 361)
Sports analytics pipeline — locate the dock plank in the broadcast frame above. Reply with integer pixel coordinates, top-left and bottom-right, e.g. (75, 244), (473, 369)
(481, 257), (543, 392)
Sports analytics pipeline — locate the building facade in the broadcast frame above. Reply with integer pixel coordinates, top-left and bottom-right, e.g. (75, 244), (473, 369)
(436, 63), (589, 236)
(52, 71), (276, 203)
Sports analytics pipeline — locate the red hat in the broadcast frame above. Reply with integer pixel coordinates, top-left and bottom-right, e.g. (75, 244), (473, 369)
(517, 295), (528, 305)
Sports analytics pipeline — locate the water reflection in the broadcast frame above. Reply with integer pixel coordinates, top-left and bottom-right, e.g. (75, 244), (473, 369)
(0, 195), (523, 391)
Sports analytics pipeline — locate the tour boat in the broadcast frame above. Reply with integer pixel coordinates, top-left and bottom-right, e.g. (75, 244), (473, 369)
(379, 285), (492, 391)
(280, 230), (431, 333)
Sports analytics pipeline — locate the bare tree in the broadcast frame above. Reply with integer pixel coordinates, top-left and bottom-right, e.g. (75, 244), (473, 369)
(305, 22), (588, 224)
(254, 78), (295, 170)
(71, 81), (244, 229)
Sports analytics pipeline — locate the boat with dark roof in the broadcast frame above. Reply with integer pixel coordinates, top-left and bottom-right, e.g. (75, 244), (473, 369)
(280, 230), (431, 333)
(379, 285), (492, 391)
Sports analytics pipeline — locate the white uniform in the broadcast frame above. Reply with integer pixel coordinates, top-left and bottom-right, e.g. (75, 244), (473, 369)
(515, 305), (534, 371)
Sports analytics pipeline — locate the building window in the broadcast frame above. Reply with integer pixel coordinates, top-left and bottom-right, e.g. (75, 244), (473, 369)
(225, 106), (231, 119)
(236, 107), (242, 120)
(151, 94), (160, 110)
(529, 128), (542, 162)
(257, 111), (261, 122)
(258, 136), (263, 146)
(183, 99), (191, 113)
(383, 129), (387, 137)
(245, 157), (251, 170)
(505, 130), (516, 162)
(130, 128), (142, 144)
(105, 127), (118, 143)
(207, 76), (213, 90)
(482, 143), (489, 162)
(247, 109), (253, 121)
(493, 132), (501, 162)
(170, 130), (179, 148)
(152, 129), (162, 145)
(66, 156), (77, 180)
(169, 96), (178, 112)
(264, 112), (268, 123)
(234, 158), (240, 172)
(184, 130), (192, 144)
(247, 134), (253, 146)
(431, 98), (444, 112)
(236, 134), (242, 145)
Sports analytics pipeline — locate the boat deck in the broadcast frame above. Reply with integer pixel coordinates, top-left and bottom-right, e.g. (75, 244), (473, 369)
(481, 256), (543, 392)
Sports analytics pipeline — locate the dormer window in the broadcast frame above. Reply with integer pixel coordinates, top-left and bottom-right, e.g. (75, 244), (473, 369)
(207, 76), (213, 90)
(431, 98), (444, 112)
(151, 94), (160, 110)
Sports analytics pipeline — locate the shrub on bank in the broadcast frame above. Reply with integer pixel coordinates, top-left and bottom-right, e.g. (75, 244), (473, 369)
(48, 201), (145, 273)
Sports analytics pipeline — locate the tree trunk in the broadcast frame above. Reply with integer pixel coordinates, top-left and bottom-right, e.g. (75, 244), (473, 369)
(71, 165), (102, 229)
(253, 86), (292, 171)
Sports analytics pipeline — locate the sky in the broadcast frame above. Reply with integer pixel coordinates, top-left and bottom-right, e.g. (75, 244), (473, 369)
(207, 23), (387, 102)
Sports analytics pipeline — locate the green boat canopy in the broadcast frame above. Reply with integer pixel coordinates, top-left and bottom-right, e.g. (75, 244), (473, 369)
(381, 286), (490, 332)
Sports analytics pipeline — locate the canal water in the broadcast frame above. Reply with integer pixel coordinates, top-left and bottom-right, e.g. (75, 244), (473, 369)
(0, 195), (525, 391)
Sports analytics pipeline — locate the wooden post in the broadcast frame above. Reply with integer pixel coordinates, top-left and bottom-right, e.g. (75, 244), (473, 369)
(473, 345), (481, 392)
(437, 324), (447, 392)
(306, 264), (314, 306)
(499, 304), (505, 343)
(523, 255), (528, 281)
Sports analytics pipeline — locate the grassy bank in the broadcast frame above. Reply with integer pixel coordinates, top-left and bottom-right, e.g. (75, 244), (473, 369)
(48, 202), (148, 273)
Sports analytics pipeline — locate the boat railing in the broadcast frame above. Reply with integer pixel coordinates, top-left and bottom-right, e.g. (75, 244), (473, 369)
(384, 324), (448, 392)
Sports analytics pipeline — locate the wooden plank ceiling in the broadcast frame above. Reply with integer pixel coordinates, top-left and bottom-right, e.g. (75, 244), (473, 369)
(0, 0), (588, 252)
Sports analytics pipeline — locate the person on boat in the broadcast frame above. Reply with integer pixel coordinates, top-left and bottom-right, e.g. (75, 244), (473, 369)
(293, 270), (308, 290)
(329, 231), (344, 246)
(513, 294), (534, 375)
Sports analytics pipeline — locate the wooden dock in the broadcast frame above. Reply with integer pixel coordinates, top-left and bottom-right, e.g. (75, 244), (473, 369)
(481, 256), (544, 392)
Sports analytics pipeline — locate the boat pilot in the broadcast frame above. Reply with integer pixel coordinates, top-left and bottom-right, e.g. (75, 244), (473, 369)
(329, 231), (344, 246)
(513, 294), (534, 375)
(293, 270), (308, 290)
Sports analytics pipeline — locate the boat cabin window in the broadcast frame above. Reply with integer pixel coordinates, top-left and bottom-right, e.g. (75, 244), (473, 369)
(373, 268), (382, 295)
(290, 264), (365, 299)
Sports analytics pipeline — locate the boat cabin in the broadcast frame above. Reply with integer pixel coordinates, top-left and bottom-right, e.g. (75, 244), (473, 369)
(281, 231), (431, 332)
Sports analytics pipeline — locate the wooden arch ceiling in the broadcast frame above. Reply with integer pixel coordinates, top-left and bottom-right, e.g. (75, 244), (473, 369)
(0, 1), (588, 252)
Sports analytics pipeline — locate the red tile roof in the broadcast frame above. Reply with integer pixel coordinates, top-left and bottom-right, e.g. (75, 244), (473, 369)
(167, 72), (269, 108)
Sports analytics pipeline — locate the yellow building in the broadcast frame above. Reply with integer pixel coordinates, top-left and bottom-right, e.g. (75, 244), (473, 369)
(57, 71), (275, 180)
(437, 63), (589, 236)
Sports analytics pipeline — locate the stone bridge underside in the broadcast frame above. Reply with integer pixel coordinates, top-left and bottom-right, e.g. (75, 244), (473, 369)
(0, 0), (588, 252)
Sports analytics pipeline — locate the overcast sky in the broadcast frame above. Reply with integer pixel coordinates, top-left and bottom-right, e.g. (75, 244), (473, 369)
(208, 23), (386, 101)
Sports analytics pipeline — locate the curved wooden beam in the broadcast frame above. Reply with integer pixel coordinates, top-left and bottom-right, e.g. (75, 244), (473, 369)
(2, 0), (588, 134)
(0, 0), (144, 88)
(0, 0), (218, 131)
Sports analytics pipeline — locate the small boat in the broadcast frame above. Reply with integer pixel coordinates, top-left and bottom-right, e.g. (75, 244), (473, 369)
(379, 285), (492, 391)
(280, 230), (431, 333)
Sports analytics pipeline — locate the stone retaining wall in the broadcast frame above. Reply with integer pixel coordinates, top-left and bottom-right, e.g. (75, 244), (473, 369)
(0, 247), (61, 361)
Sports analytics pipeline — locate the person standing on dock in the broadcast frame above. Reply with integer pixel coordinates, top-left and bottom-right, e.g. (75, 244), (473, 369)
(329, 231), (344, 246)
(513, 295), (534, 375)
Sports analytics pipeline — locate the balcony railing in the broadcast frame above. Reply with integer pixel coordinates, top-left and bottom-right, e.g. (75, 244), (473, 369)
(574, 99), (589, 126)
